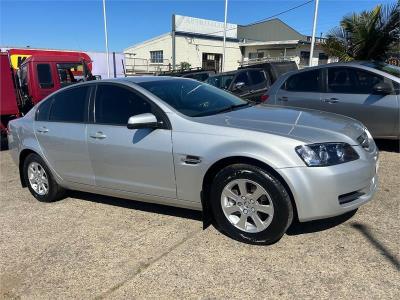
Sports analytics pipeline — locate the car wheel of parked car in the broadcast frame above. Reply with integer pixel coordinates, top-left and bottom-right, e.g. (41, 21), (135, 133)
(210, 164), (293, 244)
(23, 153), (65, 202)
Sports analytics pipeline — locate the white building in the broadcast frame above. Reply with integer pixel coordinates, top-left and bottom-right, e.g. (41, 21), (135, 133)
(124, 15), (333, 74)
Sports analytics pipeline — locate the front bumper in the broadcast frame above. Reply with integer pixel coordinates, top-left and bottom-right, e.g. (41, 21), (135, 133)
(278, 146), (379, 222)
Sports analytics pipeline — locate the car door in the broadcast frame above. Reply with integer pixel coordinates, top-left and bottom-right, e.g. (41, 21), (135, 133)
(34, 85), (95, 185)
(322, 67), (399, 137)
(274, 69), (324, 110)
(34, 63), (59, 102)
(229, 71), (252, 99)
(87, 83), (176, 198)
(247, 69), (270, 102)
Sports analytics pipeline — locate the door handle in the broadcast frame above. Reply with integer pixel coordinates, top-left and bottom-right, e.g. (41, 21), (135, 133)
(37, 127), (49, 133)
(90, 132), (107, 139)
(323, 98), (339, 104)
(278, 96), (288, 101)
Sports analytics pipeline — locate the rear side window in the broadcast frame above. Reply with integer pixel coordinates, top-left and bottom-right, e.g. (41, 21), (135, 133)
(36, 98), (53, 121)
(233, 72), (250, 85)
(95, 84), (152, 125)
(284, 70), (320, 92)
(37, 64), (54, 89)
(248, 70), (267, 85)
(49, 86), (89, 123)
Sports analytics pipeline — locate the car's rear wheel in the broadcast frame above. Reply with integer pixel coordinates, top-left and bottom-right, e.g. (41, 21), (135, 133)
(23, 153), (65, 202)
(210, 163), (293, 244)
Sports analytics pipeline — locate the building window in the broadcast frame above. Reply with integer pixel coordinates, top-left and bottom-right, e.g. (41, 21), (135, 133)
(248, 52), (264, 60)
(150, 51), (163, 63)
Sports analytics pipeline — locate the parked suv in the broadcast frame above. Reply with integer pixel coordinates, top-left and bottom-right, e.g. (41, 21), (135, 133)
(239, 60), (298, 84)
(206, 68), (269, 102)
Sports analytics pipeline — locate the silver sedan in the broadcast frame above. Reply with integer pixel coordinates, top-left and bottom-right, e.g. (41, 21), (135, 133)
(7, 77), (379, 244)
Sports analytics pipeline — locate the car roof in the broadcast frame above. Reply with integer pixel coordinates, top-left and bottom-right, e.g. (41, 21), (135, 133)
(209, 68), (263, 77)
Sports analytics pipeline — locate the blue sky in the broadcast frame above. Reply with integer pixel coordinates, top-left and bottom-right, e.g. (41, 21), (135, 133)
(0, 0), (394, 52)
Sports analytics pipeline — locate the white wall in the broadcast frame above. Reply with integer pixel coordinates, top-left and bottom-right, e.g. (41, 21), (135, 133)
(124, 34), (241, 72)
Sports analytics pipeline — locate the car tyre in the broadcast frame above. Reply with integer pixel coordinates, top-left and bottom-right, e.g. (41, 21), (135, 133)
(23, 153), (65, 202)
(210, 163), (293, 245)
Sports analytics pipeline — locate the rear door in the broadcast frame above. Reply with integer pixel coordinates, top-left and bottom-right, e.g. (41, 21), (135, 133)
(274, 69), (324, 110)
(322, 67), (399, 137)
(87, 83), (176, 198)
(34, 85), (95, 185)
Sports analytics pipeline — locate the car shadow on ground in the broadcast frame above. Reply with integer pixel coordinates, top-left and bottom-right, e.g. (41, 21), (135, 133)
(375, 139), (399, 153)
(68, 190), (203, 222)
(0, 139), (8, 151)
(286, 209), (358, 235)
(350, 222), (400, 271)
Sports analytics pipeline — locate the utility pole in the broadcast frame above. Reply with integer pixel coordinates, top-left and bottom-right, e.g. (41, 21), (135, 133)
(172, 14), (176, 70)
(309, 0), (319, 67)
(222, 0), (228, 72)
(102, 0), (110, 78)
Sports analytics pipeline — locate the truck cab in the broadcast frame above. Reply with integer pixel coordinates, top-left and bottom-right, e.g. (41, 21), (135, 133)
(17, 55), (94, 113)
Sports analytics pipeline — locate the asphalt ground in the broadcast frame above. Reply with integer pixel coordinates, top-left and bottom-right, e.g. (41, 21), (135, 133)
(0, 140), (399, 299)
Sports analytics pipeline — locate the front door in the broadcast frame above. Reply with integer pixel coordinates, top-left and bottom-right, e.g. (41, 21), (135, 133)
(322, 67), (399, 137)
(34, 85), (95, 185)
(87, 83), (176, 198)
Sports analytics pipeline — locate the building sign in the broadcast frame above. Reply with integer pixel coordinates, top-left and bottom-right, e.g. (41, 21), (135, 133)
(174, 15), (237, 39)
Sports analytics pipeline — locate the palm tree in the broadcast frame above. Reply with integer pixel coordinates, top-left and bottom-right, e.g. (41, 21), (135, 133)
(322, 1), (400, 61)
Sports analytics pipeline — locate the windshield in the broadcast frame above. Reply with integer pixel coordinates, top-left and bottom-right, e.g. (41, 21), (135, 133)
(361, 62), (400, 78)
(137, 79), (248, 117)
(206, 74), (235, 89)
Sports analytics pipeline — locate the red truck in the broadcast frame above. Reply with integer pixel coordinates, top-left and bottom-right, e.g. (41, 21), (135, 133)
(1, 50), (94, 139)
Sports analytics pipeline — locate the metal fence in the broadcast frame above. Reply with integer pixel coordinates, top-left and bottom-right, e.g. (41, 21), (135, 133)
(125, 53), (172, 75)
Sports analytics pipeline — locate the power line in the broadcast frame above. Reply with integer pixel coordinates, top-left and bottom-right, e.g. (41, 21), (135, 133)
(193, 0), (314, 37)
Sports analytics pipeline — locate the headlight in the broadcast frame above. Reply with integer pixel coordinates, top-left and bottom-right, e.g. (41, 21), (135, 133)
(295, 143), (359, 167)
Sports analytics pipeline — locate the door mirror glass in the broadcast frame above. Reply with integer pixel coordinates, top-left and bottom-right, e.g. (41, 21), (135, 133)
(234, 82), (245, 90)
(372, 82), (392, 95)
(127, 113), (158, 129)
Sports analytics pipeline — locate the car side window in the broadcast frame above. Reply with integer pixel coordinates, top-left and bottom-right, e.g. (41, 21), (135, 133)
(248, 70), (268, 86)
(36, 97), (54, 121)
(284, 70), (320, 92)
(37, 64), (54, 89)
(95, 84), (152, 125)
(353, 69), (385, 94)
(49, 86), (89, 123)
(233, 72), (250, 86)
(328, 67), (386, 94)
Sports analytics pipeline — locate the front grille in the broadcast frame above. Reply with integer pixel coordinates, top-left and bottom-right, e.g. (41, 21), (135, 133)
(338, 191), (365, 205)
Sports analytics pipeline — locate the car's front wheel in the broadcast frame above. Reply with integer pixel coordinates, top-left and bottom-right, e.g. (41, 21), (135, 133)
(23, 153), (65, 202)
(210, 164), (293, 244)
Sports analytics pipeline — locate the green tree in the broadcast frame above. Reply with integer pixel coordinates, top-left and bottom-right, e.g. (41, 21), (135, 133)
(322, 1), (400, 61)
(180, 61), (191, 70)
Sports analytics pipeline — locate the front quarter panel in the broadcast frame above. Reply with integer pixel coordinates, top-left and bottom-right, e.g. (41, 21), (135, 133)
(171, 119), (304, 203)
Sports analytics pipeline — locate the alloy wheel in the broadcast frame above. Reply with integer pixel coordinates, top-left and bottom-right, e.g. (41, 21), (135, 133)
(220, 179), (274, 233)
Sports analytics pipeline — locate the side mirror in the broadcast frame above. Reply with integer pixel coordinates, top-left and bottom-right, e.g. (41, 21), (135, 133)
(373, 82), (392, 95)
(127, 113), (158, 129)
(234, 82), (245, 90)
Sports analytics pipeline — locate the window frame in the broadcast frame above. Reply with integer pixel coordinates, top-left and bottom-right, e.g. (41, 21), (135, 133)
(90, 82), (171, 129)
(35, 85), (93, 124)
(149, 50), (164, 64)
